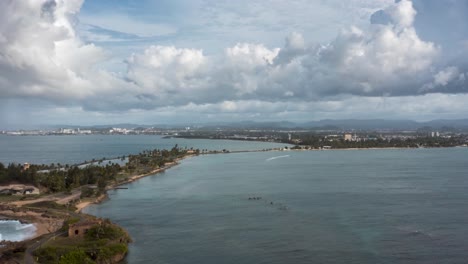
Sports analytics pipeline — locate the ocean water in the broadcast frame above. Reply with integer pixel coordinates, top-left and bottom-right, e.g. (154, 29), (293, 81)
(0, 136), (288, 242)
(84, 148), (468, 264)
(0, 135), (289, 165)
(0, 220), (36, 242)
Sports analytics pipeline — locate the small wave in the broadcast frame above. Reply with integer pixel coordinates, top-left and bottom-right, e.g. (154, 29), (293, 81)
(266, 155), (290, 162)
(15, 223), (35, 231)
(397, 226), (434, 238)
(0, 220), (36, 242)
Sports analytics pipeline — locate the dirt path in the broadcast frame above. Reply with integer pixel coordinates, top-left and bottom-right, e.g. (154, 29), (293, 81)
(24, 230), (66, 264)
(11, 189), (82, 207)
(23, 210), (85, 264)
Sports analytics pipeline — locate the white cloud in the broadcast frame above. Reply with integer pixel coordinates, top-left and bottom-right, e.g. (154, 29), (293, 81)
(386, 0), (416, 28)
(0, 0), (467, 125)
(421, 66), (467, 92)
(125, 45), (208, 105)
(0, 0), (120, 101)
(434, 67), (460, 86)
(122, 0), (441, 106)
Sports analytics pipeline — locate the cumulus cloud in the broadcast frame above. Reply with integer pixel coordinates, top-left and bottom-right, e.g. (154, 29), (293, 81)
(0, 0), (130, 103)
(0, 0), (147, 115)
(123, 0), (448, 106)
(127, 46), (206, 92)
(0, 0), (467, 119)
(434, 67), (460, 87)
(421, 66), (467, 93)
(274, 32), (306, 65)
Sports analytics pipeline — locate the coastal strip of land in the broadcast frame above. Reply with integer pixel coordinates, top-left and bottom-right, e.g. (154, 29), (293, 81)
(0, 145), (198, 263)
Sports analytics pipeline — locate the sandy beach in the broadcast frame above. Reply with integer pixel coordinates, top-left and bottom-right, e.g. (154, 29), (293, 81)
(74, 193), (107, 213)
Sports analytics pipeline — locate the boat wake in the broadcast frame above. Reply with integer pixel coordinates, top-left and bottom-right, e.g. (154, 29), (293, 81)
(266, 155), (290, 162)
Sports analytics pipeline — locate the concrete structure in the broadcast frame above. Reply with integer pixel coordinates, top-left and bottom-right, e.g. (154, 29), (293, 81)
(22, 163), (30, 171)
(68, 220), (102, 238)
(291, 139), (302, 144)
(344, 134), (353, 141)
(60, 128), (75, 134)
(0, 184), (39, 195)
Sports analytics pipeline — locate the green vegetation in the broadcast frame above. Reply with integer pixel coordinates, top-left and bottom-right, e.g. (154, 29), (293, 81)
(34, 219), (130, 264)
(59, 249), (94, 264)
(60, 217), (81, 232)
(85, 220), (128, 241)
(25, 201), (75, 211)
(0, 163), (120, 193)
(291, 135), (466, 149)
(0, 145), (196, 195)
(174, 130), (468, 150)
(125, 144), (190, 175)
(0, 145), (195, 263)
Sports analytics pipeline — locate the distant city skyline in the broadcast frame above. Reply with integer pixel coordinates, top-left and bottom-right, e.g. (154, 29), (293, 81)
(1, 0), (467, 129)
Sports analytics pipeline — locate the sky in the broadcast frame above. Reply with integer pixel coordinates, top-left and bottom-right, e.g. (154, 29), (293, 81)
(0, 0), (467, 129)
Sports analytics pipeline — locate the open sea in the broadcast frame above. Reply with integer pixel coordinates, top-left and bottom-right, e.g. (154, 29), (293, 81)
(84, 147), (468, 264)
(2, 135), (468, 263)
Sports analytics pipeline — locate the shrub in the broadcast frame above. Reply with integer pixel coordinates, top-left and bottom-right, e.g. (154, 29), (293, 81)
(59, 249), (94, 264)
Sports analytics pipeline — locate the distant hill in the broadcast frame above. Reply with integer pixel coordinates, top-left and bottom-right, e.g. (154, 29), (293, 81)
(50, 123), (151, 129)
(303, 119), (421, 130)
(197, 119), (468, 131)
(42, 119), (468, 131)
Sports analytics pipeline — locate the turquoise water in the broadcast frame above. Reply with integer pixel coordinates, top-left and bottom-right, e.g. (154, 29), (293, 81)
(84, 148), (468, 264)
(0, 135), (288, 165)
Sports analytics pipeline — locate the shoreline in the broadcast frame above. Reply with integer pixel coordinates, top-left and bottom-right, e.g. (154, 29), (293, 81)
(71, 146), (465, 213)
(74, 154), (196, 213)
(0, 218), (49, 242)
(0, 154), (196, 244)
(27, 146), (468, 217)
(0, 206), (63, 241)
(1, 145), (467, 243)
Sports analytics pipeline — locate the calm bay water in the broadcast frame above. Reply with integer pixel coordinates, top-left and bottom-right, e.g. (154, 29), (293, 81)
(84, 147), (468, 264)
(2, 135), (468, 263)
(0, 135), (288, 165)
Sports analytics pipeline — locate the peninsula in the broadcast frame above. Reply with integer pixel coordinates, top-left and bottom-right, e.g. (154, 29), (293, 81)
(0, 145), (198, 264)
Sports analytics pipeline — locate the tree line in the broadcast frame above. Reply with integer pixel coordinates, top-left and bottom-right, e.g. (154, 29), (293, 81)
(288, 134), (466, 149)
(0, 145), (196, 194)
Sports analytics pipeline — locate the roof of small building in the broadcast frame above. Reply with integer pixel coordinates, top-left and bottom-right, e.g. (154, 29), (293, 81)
(69, 219), (101, 228)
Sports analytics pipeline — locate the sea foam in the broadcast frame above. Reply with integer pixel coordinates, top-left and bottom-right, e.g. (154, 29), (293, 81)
(0, 220), (36, 242)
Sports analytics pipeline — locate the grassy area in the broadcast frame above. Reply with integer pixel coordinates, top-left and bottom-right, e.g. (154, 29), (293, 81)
(24, 201), (77, 211)
(59, 217), (81, 232)
(0, 194), (23, 202)
(0, 193), (50, 203)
